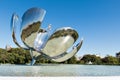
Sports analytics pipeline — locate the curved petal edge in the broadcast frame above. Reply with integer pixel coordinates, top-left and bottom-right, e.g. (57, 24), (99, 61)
(52, 39), (83, 62)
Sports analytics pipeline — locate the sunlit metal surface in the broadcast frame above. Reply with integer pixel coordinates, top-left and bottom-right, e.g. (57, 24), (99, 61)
(21, 8), (46, 48)
(42, 27), (78, 57)
(10, 7), (83, 65)
(52, 39), (83, 62)
(11, 14), (23, 48)
(34, 29), (49, 51)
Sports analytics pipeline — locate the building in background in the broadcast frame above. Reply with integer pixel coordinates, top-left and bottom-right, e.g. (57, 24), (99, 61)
(116, 52), (120, 58)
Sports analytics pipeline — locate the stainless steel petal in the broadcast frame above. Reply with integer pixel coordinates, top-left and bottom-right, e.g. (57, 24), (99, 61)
(52, 39), (83, 62)
(34, 29), (49, 51)
(20, 8), (46, 48)
(42, 27), (79, 57)
(11, 13), (28, 49)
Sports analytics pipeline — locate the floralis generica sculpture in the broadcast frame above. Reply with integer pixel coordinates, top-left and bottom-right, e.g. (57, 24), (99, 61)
(10, 7), (83, 65)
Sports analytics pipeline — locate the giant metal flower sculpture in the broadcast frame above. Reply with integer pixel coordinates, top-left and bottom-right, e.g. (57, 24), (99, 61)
(11, 7), (83, 65)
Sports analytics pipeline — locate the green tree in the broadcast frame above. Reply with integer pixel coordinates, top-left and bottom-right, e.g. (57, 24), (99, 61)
(81, 54), (102, 65)
(67, 56), (77, 64)
(102, 55), (119, 65)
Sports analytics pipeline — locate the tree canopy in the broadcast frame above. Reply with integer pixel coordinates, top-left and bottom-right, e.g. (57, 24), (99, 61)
(0, 48), (120, 65)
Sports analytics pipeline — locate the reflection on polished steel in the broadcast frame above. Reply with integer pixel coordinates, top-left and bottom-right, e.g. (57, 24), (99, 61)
(11, 7), (83, 65)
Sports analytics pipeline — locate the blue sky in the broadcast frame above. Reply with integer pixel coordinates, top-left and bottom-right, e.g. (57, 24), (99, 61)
(0, 0), (120, 57)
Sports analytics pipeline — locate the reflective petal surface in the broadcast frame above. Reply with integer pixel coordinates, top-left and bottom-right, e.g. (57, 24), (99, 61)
(52, 39), (83, 62)
(34, 29), (49, 51)
(11, 13), (28, 49)
(20, 8), (46, 48)
(42, 27), (79, 57)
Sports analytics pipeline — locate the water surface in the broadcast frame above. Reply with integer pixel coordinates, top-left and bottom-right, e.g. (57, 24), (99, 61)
(0, 64), (120, 76)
